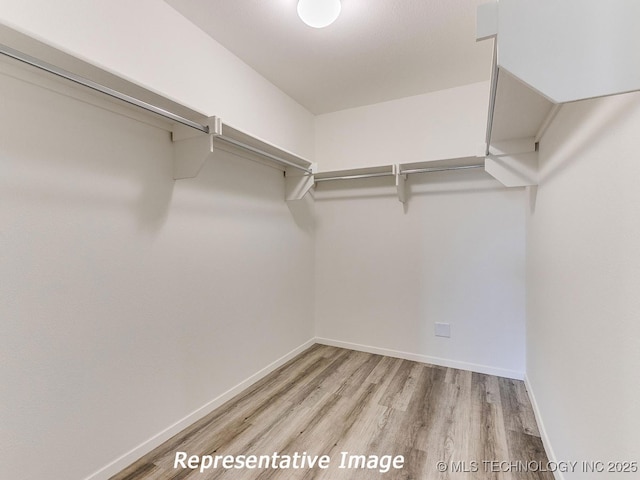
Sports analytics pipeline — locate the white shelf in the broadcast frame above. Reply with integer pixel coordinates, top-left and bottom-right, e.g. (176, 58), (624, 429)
(399, 156), (484, 174)
(314, 156), (487, 204)
(213, 122), (313, 174)
(0, 23), (209, 133)
(481, 64), (554, 188)
(315, 165), (395, 182)
(1, 23), (314, 201)
(477, 0), (640, 188)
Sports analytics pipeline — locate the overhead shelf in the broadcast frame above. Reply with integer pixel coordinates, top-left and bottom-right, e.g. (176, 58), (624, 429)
(315, 157), (484, 183)
(314, 156), (486, 204)
(482, 59), (559, 188)
(213, 124), (312, 174)
(477, 0), (640, 188)
(0, 23), (210, 133)
(494, 0), (640, 104)
(398, 157), (484, 175)
(477, 3), (559, 188)
(0, 23), (314, 201)
(12, 2), (629, 200)
(315, 165), (395, 183)
(0, 27), (484, 206)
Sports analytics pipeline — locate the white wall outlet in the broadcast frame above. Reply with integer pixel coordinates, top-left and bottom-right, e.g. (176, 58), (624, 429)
(435, 322), (451, 338)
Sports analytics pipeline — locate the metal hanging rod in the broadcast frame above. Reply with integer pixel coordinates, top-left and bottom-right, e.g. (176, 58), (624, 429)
(314, 171), (394, 182)
(215, 135), (313, 174)
(315, 163), (484, 182)
(399, 164), (484, 175)
(0, 43), (210, 134)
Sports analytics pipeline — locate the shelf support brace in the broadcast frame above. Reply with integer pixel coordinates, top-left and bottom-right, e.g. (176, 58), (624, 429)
(488, 137), (536, 157)
(172, 116), (221, 180)
(485, 152), (538, 187)
(395, 165), (407, 203)
(285, 164), (316, 201)
(484, 136), (538, 187)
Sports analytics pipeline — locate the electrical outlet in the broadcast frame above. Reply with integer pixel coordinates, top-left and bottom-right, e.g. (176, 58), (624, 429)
(435, 322), (451, 338)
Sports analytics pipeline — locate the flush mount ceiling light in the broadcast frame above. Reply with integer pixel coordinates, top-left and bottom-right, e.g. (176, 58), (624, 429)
(297, 0), (341, 28)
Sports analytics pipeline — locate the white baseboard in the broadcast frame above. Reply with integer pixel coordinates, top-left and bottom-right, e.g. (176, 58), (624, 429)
(84, 338), (316, 480)
(524, 374), (563, 480)
(315, 337), (524, 380)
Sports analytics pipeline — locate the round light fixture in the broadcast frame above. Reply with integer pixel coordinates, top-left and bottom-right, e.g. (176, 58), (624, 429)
(297, 0), (341, 28)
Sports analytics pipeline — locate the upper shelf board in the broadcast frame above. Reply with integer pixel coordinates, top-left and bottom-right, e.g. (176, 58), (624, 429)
(0, 23), (208, 133)
(214, 123), (313, 173)
(497, 0), (640, 104)
(479, 0), (640, 104)
(1, 23), (314, 191)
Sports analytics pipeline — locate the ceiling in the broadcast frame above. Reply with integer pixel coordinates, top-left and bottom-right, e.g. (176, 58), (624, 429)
(165, 0), (493, 115)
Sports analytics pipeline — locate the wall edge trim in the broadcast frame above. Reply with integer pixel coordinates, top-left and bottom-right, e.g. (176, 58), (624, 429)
(524, 374), (563, 480)
(315, 337), (524, 380)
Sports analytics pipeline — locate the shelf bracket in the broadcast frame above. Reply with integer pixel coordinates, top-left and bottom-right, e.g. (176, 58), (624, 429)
(394, 165), (408, 203)
(485, 152), (538, 187)
(488, 137), (536, 157)
(285, 164), (316, 201)
(172, 116), (221, 180)
(484, 136), (538, 187)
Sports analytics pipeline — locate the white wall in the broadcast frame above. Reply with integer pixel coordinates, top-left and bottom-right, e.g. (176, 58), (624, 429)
(0, 0), (314, 159)
(526, 92), (640, 476)
(313, 81), (525, 378)
(0, 55), (315, 480)
(314, 176), (526, 379)
(314, 81), (489, 171)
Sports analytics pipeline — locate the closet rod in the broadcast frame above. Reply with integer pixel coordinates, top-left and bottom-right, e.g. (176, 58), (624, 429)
(314, 171), (394, 182)
(0, 43), (210, 134)
(399, 164), (484, 175)
(215, 135), (313, 174)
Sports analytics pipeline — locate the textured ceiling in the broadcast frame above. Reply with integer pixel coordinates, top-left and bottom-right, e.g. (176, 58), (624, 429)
(165, 0), (492, 114)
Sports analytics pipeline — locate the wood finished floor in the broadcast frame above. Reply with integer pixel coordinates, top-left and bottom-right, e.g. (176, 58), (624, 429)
(111, 345), (552, 480)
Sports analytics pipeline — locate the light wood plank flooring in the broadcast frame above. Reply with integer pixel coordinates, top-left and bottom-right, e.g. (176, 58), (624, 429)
(111, 345), (552, 480)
